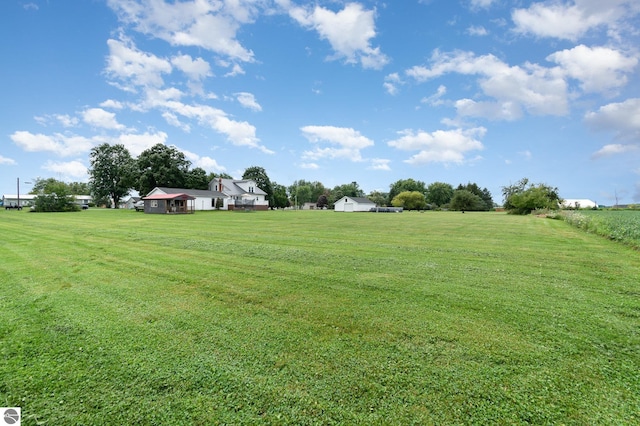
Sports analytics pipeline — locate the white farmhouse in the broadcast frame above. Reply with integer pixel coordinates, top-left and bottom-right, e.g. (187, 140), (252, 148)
(334, 196), (377, 212)
(210, 178), (269, 211)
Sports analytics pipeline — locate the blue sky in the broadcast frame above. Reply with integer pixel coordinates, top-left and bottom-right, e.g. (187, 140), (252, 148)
(2, 0), (640, 205)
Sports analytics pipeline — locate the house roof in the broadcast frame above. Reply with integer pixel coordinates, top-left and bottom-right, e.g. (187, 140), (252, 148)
(213, 178), (268, 196)
(153, 187), (225, 198)
(340, 196), (375, 204)
(143, 193), (196, 201)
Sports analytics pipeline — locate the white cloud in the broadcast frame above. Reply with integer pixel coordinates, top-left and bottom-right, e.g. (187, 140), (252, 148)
(369, 158), (391, 171)
(388, 127), (486, 165)
(592, 143), (638, 158)
(288, 3), (388, 69)
(299, 162), (320, 169)
(107, 0), (256, 62)
(470, 0), (498, 9)
(235, 92), (262, 112)
(114, 131), (168, 156)
(301, 125), (374, 161)
(547, 45), (637, 93)
(0, 155), (17, 165)
(10, 131), (96, 157)
(512, 0), (640, 41)
(182, 149), (226, 173)
(105, 37), (172, 90)
(585, 98), (640, 143)
(100, 99), (125, 109)
(82, 108), (127, 130)
(466, 25), (488, 36)
(384, 73), (402, 95)
(171, 54), (212, 80)
(407, 50), (568, 120)
(421, 85), (447, 106)
(42, 160), (88, 180)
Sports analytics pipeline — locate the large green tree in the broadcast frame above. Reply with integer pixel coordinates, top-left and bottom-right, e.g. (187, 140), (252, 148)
(31, 178), (79, 212)
(135, 144), (191, 196)
(242, 166), (274, 207)
(425, 182), (454, 207)
(450, 189), (485, 211)
(288, 180), (326, 208)
(185, 167), (209, 190)
(502, 178), (561, 215)
(391, 191), (427, 210)
(389, 179), (426, 205)
(367, 190), (388, 207)
(89, 143), (135, 208)
(456, 182), (493, 211)
(271, 183), (290, 209)
(331, 182), (364, 206)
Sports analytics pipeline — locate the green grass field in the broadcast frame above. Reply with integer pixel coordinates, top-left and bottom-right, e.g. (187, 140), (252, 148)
(1, 209), (639, 425)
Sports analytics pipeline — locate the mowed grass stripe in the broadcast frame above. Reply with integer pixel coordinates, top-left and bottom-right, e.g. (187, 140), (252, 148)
(1, 209), (639, 424)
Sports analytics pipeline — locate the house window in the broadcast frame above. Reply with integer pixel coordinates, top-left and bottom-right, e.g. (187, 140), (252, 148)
(249, 186), (254, 193)
(151, 200), (158, 208)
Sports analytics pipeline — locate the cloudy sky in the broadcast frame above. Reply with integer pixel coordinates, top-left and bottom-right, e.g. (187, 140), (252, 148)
(2, 0), (639, 204)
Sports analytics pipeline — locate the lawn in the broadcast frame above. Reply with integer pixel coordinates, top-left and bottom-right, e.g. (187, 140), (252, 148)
(1, 209), (639, 425)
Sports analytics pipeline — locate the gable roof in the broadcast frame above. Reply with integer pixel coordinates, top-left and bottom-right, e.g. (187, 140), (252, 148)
(214, 178), (268, 196)
(339, 196), (375, 204)
(153, 187), (225, 198)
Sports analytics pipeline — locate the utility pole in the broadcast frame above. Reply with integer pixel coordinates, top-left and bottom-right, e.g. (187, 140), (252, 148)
(17, 177), (20, 208)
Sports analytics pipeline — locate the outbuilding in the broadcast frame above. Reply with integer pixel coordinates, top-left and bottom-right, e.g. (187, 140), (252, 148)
(142, 193), (196, 214)
(334, 196), (377, 212)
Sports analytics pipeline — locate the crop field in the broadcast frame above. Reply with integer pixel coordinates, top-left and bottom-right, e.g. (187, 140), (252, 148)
(562, 210), (640, 249)
(1, 209), (639, 424)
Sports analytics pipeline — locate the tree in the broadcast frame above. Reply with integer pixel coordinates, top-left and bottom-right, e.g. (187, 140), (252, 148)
(450, 189), (484, 211)
(367, 190), (388, 207)
(271, 183), (290, 209)
(242, 166), (274, 207)
(185, 167), (209, 190)
(331, 182), (364, 206)
(425, 182), (454, 208)
(316, 194), (329, 209)
(89, 143), (135, 208)
(31, 179), (79, 212)
(135, 144), (191, 196)
(391, 191), (427, 210)
(502, 178), (561, 215)
(389, 179), (426, 204)
(456, 182), (493, 210)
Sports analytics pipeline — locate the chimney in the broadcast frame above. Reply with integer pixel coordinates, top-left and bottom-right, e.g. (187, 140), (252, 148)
(218, 177), (223, 192)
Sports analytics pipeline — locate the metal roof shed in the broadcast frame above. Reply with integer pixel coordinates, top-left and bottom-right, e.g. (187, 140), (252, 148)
(142, 193), (196, 214)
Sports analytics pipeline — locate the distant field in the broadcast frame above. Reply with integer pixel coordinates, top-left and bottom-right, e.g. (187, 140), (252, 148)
(1, 209), (639, 424)
(562, 210), (640, 249)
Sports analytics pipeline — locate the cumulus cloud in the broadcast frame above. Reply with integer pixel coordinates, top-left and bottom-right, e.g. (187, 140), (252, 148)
(0, 155), (17, 165)
(512, 0), (640, 41)
(388, 127), (486, 165)
(10, 131), (96, 157)
(42, 160), (88, 180)
(384, 73), (402, 95)
(585, 98), (640, 149)
(107, 0), (256, 62)
(235, 92), (262, 112)
(288, 3), (388, 69)
(114, 131), (168, 156)
(82, 108), (127, 130)
(466, 25), (488, 36)
(592, 143), (639, 158)
(182, 149), (226, 173)
(406, 50), (568, 120)
(105, 37), (172, 90)
(547, 45), (637, 94)
(301, 125), (374, 161)
(368, 158), (391, 171)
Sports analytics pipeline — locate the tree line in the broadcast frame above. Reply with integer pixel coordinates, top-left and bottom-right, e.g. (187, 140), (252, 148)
(29, 143), (561, 215)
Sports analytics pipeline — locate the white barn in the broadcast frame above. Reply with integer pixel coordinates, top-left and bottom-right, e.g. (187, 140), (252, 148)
(334, 196), (376, 212)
